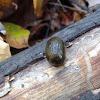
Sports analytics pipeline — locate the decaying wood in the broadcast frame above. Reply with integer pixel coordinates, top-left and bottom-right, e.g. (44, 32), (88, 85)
(0, 6), (100, 100)
(72, 89), (100, 100)
(0, 6), (100, 86)
(1, 25), (100, 99)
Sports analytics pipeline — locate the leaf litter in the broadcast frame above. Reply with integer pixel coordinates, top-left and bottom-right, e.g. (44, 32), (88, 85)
(0, 0), (99, 56)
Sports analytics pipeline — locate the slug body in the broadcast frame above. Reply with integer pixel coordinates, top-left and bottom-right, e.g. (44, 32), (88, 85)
(45, 37), (65, 66)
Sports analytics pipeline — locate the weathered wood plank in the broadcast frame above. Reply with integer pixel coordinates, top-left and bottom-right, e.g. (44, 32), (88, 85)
(0, 7), (100, 85)
(1, 26), (100, 99)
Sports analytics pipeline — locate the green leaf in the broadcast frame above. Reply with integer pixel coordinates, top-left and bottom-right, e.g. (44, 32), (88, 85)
(2, 22), (30, 48)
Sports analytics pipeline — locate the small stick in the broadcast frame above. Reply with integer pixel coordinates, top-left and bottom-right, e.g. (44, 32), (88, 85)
(12, 2), (18, 10)
(45, 1), (57, 38)
(57, 0), (66, 12)
(49, 3), (87, 13)
(69, 0), (87, 11)
(72, 14), (76, 23)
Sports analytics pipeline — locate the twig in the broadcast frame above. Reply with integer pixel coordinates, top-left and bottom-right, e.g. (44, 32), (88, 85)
(69, 0), (87, 11)
(45, 1), (57, 38)
(12, 2), (18, 10)
(57, 0), (66, 12)
(72, 14), (76, 23)
(49, 3), (87, 13)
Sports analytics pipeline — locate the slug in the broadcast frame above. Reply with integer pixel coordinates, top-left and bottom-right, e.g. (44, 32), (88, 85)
(45, 37), (65, 66)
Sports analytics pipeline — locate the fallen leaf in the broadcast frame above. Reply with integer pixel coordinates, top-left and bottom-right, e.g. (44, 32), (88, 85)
(58, 10), (84, 24)
(58, 10), (73, 26)
(73, 11), (84, 22)
(0, 11), (3, 19)
(30, 23), (47, 37)
(0, 0), (38, 27)
(33, 0), (43, 16)
(0, 0), (14, 8)
(0, 36), (11, 62)
(2, 22), (30, 49)
(51, 12), (61, 31)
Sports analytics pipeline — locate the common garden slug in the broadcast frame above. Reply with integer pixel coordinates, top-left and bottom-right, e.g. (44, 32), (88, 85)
(45, 37), (65, 66)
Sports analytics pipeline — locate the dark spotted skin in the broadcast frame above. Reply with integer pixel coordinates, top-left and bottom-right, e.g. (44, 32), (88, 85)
(45, 37), (65, 67)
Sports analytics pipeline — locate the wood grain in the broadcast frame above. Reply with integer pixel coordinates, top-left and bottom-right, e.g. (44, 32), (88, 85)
(0, 6), (100, 86)
(1, 26), (100, 100)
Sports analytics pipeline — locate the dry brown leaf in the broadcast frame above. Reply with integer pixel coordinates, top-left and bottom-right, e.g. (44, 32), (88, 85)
(0, 36), (11, 62)
(58, 10), (73, 26)
(73, 11), (84, 21)
(0, 0), (14, 8)
(33, 0), (43, 16)
(51, 13), (61, 31)
(41, 9), (61, 31)
(58, 10), (84, 24)
(0, 11), (3, 19)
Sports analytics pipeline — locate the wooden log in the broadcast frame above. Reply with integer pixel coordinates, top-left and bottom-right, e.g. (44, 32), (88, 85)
(0, 6), (100, 86)
(1, 25), (100, 99)
(72, 89), (100, 100)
